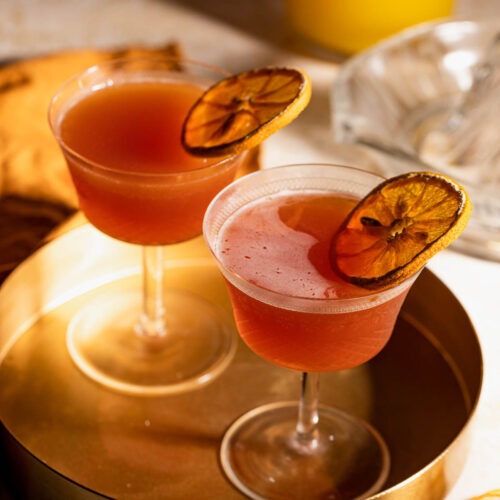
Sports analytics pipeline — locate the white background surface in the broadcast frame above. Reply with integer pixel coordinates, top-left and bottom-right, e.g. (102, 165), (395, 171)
(1, 1), (499, 498)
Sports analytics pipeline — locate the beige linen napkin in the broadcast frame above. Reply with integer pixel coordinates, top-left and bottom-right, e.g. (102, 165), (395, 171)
(0, 44), (182, 282)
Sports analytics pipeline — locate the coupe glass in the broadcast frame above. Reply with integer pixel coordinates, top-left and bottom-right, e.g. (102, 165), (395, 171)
(204, 164), (421, 499)
(48, 57), (244, 396)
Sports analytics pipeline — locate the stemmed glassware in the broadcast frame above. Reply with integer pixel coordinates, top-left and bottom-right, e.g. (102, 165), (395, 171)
(204, 164), (421, 499)
(49, 57), (244, 396)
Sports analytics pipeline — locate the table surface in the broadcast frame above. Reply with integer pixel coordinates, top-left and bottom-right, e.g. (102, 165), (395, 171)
(1, 1), (499, 499)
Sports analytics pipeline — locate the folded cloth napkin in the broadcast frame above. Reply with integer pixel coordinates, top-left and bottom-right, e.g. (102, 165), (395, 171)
(0, 43), (182, 207)
(0, 195), (72, 282)
(0, 44), (184, 283)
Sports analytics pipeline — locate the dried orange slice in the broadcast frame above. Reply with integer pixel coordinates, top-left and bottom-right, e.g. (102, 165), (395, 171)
(182, 67), (311, 157)
(472, 490), (500, 499)
(332, 171), (472, 289)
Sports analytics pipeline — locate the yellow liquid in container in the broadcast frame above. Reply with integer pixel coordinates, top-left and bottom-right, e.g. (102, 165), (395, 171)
(285, 0), (454, 55)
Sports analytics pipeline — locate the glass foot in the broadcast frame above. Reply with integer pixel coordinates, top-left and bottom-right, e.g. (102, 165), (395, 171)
(67, 288), (236, 395)
(221, 401), (389, 500)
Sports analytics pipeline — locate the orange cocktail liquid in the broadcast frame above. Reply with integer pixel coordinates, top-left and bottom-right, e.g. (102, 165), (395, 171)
(217, 191), (410, 372)
(59, 81), (239, 245)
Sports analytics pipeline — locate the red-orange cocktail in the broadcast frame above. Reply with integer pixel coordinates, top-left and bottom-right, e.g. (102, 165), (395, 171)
(218, 191), (409, 372)
(204, 164), (421, 500)
(49, 58), (242, 396)
(56, 78), (240, 245)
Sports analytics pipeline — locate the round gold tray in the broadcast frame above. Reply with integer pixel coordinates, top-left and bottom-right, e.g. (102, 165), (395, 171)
(0, 224), (482, 499)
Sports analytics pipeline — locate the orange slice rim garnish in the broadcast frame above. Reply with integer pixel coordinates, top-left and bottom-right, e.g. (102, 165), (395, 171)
(181, 66), (311, 157)
(472, 490), (500, 500)
(331, 171), (472, 290)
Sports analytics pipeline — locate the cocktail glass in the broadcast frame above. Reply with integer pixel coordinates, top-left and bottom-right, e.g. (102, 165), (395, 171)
(203, 164), (421, 499)
(48, 57), (244, 395)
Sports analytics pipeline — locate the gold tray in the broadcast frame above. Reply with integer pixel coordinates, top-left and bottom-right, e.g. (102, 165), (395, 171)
(0, 224), (482, 499)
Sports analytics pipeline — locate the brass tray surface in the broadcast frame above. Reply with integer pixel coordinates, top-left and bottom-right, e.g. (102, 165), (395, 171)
(0, 225), (482, 499)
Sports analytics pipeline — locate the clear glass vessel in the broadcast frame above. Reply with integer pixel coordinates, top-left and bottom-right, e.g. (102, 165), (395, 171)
(49, 57), (243, 396)
(204, 164), (421, 500)
(332, 19), (500, 261)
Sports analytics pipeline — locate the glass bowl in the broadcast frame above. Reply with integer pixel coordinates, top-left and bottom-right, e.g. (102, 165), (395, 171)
(332, 19), (500, 261)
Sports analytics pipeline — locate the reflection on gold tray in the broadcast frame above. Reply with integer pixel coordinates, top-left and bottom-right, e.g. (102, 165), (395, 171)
(0, 225), (482, 499)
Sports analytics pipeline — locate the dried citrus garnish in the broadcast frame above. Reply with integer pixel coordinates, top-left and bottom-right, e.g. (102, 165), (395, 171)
(332, 171), (472, 289)
(181, 67), (311, 157)
(472, 490), (500, 499)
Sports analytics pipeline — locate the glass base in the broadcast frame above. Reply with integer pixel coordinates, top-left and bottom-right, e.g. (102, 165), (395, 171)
(67, 288), (237, 396)
(221, 402), (389, 500)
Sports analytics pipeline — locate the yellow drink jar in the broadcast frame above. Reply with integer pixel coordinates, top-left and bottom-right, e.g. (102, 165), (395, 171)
(285, 0), (454, 55)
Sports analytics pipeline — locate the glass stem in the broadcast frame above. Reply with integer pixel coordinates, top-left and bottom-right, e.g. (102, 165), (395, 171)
(138, 245), (167, 338)
(296, 372), (320, 444)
